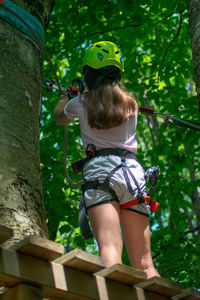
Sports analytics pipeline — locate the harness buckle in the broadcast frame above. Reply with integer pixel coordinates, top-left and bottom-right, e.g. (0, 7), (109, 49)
(138, 192), (145, 204)
(71, 144), (96, 173)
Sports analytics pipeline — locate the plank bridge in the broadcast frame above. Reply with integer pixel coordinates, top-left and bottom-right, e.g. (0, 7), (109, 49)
(0, 225), (199, 300)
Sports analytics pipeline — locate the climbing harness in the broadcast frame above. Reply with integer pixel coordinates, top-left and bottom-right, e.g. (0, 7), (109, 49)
(74, 144), (160, 239)
(80, 147), (160, 214)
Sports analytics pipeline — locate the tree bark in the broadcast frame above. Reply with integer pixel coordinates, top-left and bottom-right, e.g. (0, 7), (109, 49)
(187, 0), (200, 109)
(0, 0), (54, 246)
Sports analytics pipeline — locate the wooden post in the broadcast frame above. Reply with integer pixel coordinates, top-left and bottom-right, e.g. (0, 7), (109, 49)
(132, 287), (146, 300)
(95, 275), (110, 300)
(0, 284), (42, 300)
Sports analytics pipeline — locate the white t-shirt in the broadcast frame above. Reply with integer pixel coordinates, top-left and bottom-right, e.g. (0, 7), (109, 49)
(64, 95), (138, 153)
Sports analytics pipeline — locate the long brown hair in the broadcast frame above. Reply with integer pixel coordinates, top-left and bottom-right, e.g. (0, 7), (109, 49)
(84, 78), (138, 129)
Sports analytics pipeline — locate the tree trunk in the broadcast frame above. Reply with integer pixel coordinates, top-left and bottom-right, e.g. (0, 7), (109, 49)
(0, 0), (54, 246)
(187, 0), (200, 109)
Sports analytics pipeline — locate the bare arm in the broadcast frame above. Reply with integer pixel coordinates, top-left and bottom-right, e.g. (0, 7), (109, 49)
(54, 96), (70, 125)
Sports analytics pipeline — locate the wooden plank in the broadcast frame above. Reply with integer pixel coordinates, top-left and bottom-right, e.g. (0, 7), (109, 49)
(135, 276), (183, 297)
(172, 288), (200, 300)
(0, 284), (42, 300)
(54, 248), (107, 273)
(0, 247), (98, 299)
(94, 264), (147, 285)
(9, 236), (64, 260)
(0, 226), (13, 245)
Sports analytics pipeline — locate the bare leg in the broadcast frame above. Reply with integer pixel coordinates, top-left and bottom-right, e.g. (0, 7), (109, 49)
(88, 202), (123, 267)
(120, 209), (160, 279)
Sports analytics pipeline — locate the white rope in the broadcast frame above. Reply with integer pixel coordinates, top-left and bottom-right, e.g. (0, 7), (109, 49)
(63, 125), (83, 188)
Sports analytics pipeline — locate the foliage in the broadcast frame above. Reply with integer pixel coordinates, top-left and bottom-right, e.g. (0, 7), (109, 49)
(40, 0), (200, 289)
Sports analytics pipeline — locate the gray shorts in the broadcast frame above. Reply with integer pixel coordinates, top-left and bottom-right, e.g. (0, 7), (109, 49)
(82, 155), (150, 217)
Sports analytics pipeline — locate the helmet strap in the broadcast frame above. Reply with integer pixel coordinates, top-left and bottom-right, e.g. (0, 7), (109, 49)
(90, 76), (104, 90)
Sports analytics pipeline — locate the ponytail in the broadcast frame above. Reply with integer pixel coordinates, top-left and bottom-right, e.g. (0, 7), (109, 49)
(85, 79), (138, 129)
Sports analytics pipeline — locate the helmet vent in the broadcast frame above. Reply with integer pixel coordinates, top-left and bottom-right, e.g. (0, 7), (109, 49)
(115, 51), (119, 54)
(102, 49), (109, 53)
(95, 45), (101, 48)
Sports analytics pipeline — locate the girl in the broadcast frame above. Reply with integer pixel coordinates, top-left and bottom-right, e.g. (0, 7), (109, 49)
(54, 41), (160, 279)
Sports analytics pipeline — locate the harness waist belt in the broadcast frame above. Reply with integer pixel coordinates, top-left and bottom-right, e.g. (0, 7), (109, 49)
(95, 148), (136, 159)
(72, 146), (136, 173)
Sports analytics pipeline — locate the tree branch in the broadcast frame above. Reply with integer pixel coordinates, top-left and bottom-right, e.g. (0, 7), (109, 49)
(72, 23), (142, 49)
(162, 11), (184, 60)
(183, 226), (200, 235)
(161, 5), (179, 21)
(153, 226), (200, 260)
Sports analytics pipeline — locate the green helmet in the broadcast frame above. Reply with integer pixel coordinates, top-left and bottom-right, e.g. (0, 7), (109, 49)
(83, 41), (124, 72)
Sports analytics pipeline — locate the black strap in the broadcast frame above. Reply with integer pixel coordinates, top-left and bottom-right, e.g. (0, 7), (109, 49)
(79, 187), (93, 239)
(80, 178), (118, 239)
(121, 159), (134, 195)
(84, 179), (118, 203)
(95, 148), (136, 159)
(72, 146), (136, 173)
(122, 158), (145, 203)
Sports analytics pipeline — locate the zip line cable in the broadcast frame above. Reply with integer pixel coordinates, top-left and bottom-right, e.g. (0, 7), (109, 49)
(139, 107), (200, 131)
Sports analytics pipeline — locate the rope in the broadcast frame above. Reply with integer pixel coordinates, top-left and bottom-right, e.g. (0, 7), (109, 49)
(0, 0), (62, 93)
(0, 0), (44, 45)
(63, 126), (84, 188)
